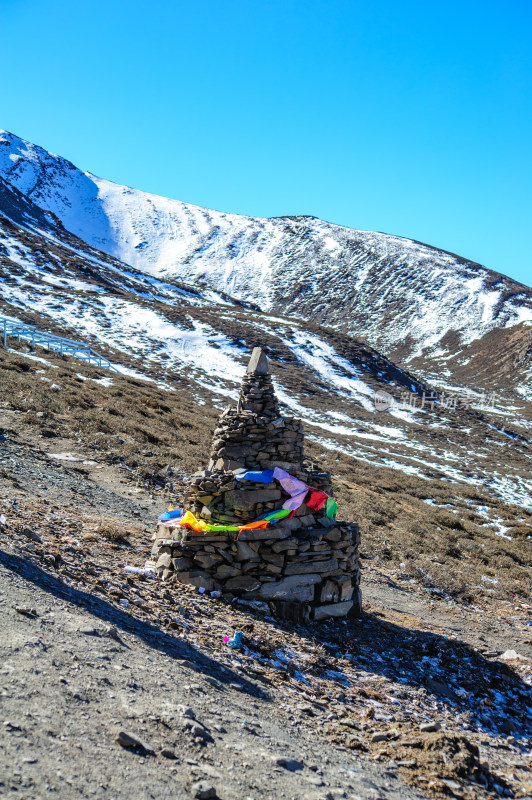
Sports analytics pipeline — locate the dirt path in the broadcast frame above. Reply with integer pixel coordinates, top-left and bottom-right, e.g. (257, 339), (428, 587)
(0, 410), (162, 524)
(363, 576), (532, 661)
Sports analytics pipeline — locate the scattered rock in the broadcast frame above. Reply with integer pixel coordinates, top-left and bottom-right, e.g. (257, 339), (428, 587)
(22, 529), (43, 543)
(184, 720), (211, 741)
(442, 778), (462, 791)
(78, 626), (100, 636)
(103, 625), (121, 642)
(424, 677), (458, 702)
(192, 780), (217, 799)
(500, 649), (527, 661)
(276, 757), (304, 772)
(419, 721), (441, 733)
(13, 605), (38, 616)
(115, 730), (154, 754)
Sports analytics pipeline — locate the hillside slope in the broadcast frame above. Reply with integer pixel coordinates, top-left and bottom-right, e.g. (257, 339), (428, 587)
(1, 176), (531, 515)
(1, 129), (531, 393)
(0, 343), (531, 800)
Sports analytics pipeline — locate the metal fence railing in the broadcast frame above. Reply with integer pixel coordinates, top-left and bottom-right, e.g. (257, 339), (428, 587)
(1, 316), (117, 371)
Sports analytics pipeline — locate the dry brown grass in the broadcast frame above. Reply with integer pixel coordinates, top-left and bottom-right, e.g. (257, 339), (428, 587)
(305, 440), (532, 603)
(0, 344), (218, 492)
(1, 342), (530, 603)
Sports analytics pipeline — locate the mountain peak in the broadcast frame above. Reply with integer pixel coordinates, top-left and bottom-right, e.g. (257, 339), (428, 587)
(0, 128), (531, 393)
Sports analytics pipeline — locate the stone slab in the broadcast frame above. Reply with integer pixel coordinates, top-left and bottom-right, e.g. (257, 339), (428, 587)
(324, 527), (342, 542)
(194, 553), (223, 569)
(235, 541), (260, 561)
(284, 558), (338, 575)
(155, 553), (172, 569)
(224, 489), (281, 511)
(215, 564), (241, 579)
(226, 575), (262, 592)
(312, 600), (354, 621)
(174, 571), (215, 592)
(254, 574), (321, 601)
(237, 528), (289, 541)
(172, 557), (193, 570)
(246, 347), (269, 375)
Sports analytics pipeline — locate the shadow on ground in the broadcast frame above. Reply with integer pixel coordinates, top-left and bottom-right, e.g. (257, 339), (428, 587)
(0, 548), (268, 699)
(247, 608), (531, 740)
(3, 547), (530, 741)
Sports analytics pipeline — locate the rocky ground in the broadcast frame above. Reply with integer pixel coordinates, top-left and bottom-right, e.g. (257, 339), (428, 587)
(0, 422), (531, 800)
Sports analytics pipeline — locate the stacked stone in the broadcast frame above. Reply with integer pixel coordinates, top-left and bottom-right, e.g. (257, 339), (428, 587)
(150, 511), (361, 622)
(207, 348), (304, 475)
(183, 469), (282, 525)
(301, 465), (333, 496)
(149, 347), (362, 621)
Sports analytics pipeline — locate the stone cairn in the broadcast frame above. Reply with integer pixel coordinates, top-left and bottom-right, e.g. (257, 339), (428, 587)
(148, 347), (361, 621)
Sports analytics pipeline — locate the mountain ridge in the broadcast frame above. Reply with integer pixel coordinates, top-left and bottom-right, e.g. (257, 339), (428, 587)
(1, 128), (531, 397)
(1, 167), (531, 514)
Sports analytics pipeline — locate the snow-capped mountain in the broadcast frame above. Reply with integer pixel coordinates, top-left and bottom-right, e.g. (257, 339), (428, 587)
(1, 129), (531, 393)
(1, 172), (531, 513)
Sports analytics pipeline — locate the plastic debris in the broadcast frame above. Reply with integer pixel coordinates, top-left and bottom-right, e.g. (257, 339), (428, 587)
(499, 649), (527, 661)
(124, 566), (155, 576)
(225, 631), (245, 649)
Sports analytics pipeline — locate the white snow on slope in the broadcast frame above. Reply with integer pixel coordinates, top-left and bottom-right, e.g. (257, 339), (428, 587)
(1, 130), (531, 514)
(2, 251), (531, 512)
(283, 330), (376, 411)
(1, 129), (531, 365)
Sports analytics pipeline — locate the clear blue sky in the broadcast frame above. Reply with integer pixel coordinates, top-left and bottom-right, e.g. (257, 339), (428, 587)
(1, 0), (531, 286)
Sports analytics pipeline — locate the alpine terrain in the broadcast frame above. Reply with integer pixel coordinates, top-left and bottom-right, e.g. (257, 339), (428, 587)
(0, 129), (531, 800)
(1, 129), (531, 394)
